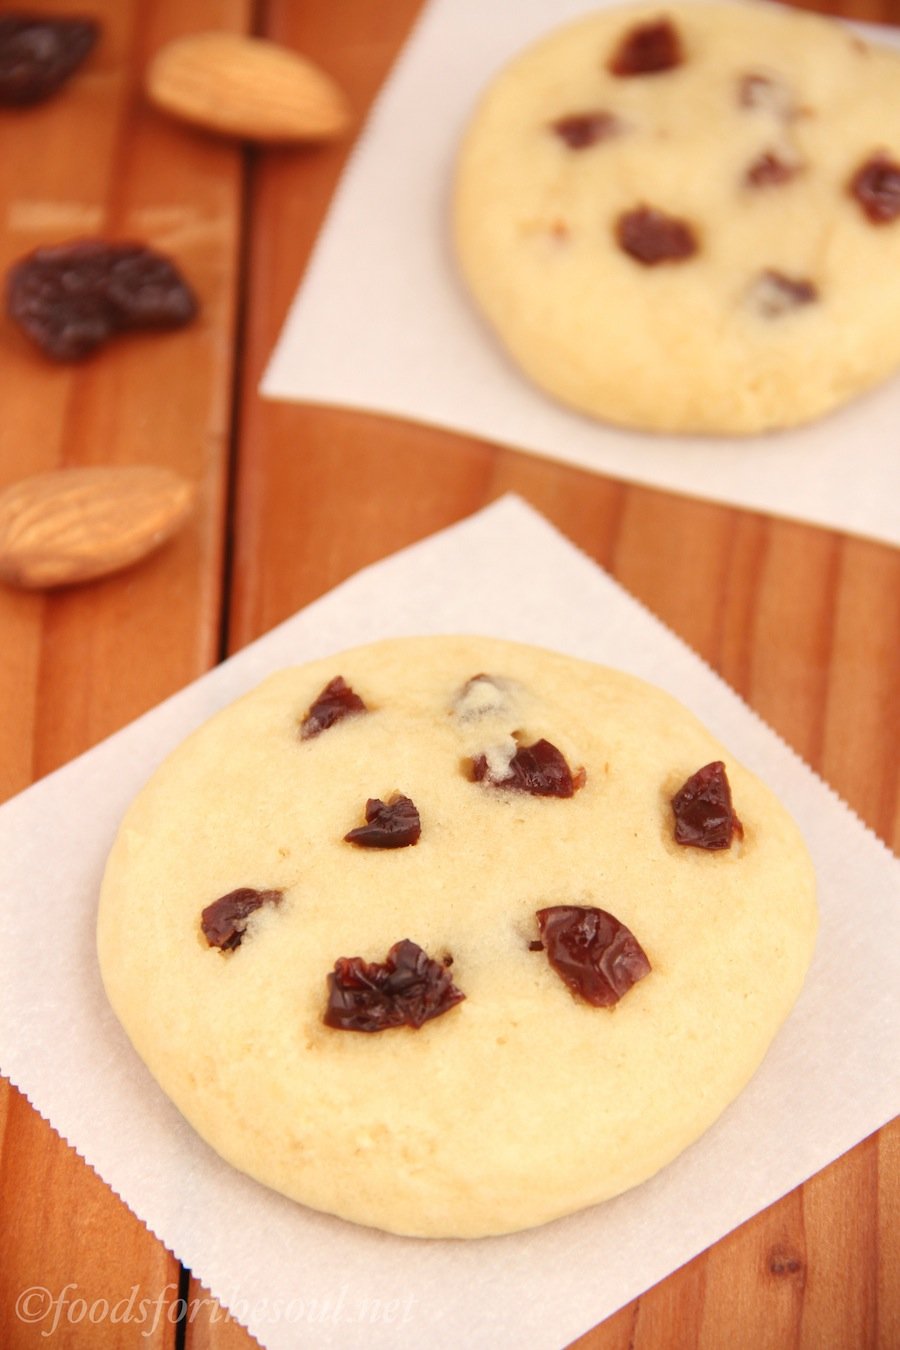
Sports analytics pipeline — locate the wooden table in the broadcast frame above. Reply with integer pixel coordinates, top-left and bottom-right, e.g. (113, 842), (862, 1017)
(1, 1), (897, 1346)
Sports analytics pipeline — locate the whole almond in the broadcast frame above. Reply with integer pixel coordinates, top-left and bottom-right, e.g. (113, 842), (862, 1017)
(146, 32), (351, 143)
(0, 466), (195, 589)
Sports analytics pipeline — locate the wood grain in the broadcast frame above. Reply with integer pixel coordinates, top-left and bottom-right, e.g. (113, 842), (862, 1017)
(0, 0), (248, 1346)
(0, 0), (897, 1347)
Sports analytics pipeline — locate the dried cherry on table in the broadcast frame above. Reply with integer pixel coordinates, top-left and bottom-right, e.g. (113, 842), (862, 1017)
(6, 239), (197, 360)
(0, 14), (99, 106)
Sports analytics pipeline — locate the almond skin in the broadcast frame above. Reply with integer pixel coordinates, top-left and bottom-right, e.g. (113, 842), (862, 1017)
(0, 466), (195, 589)
(146, 32), (351, 143)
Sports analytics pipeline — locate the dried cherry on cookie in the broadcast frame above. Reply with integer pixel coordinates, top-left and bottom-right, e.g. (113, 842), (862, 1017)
(535, 906), (651, 1007)
(0, 14), (99, 106)
(746, 270), (818, 318)
(451, 673), (511, 720)
(551, 110), (621, 149)
(615, 207), (697, 264)
(849, 153), (900, 224)
(471, 737), (585, 797)
(671, 761), (743, 849)
(6, 240), (197, 359)
(737, 72), (795, 119)
(201, 887), (283, 951)
(344, 794), (421, 848)
(324, 939), (465, 1031)
(744, 151), (801, 188)
(299, 675), (366, 739)
(608, 18), (683, 76)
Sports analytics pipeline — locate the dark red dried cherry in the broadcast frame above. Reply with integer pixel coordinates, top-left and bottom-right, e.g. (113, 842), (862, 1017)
(671, 761), (743, 849)
(6, 239), (197, 359)
(608, 18), (683, 76)
(849, 154), (900, 224)
(324, 939), (465, 1031)
(551, 110), (621, 149)
(0, 13), (99, 106)
(615, 207), (697, 264)
(344, 794), (421, 848)
(535, 906), (651, 1007)
(471, 738), (585, 797)
(299, 675), (366, 739)
(201, 887), (283, 951)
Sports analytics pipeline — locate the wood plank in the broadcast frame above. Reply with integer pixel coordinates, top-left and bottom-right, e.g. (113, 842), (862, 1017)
(0, 1077), (177, 1350)
(0, 0), (249, 1345)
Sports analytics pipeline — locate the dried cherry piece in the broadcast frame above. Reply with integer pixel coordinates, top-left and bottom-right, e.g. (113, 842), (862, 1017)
(671, 761), (743, 849)
(608, 17), (683, 76)
(6, 239), (197, 360)
(551, 110), (621, 149)
(299, 675), (366, 739)
(344, 793), (421, 848)
(472, 737), (585, 797)
(747, 269), (818, 318)
(849, 154), (900, 225)
(324, 939), (465, 1031)
(738, 72), (794, 119)
(744, 151), (801, 188)
(451, 672), (511, 720)
(201, 887), (283, 951)
(535, 906), (651, 1007)
(0, 13), (99, 106)
(615, 206), (697, 265)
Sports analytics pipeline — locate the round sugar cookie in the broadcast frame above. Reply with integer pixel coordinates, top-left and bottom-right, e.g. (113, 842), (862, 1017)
(97, 636), (817, 1238)
(452, 1), (900, 434)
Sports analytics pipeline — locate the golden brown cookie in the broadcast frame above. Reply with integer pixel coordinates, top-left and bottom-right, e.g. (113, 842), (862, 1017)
(453, 2), (900, 433)
(98, 636), (817, 1236)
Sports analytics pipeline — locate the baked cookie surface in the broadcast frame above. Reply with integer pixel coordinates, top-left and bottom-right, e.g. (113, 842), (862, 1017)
(97, 636), (817, 1237)
(453, 1), (900, 434)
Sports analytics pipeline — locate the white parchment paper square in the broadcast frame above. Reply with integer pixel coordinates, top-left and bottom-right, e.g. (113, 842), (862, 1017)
(1, 496), (898, 1350)
(262, 0), (900, 548)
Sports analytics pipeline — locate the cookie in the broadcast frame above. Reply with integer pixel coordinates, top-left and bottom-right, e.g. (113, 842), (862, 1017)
(452, 2), (900, 434)
(97, 636), (817, 1237)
